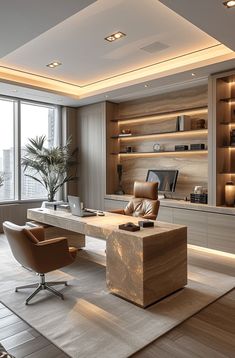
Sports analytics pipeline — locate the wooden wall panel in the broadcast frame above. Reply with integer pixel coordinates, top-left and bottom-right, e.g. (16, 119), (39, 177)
(106, 102), (119, 194)
(62, 107), (79, 198)
(77, 102), (106, 210)
(120, 153), (208, 199)
(117, 85), (208, 117)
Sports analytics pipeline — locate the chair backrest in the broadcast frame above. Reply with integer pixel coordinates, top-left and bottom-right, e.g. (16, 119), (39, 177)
(125, 181), (160, 219)
(3, 221), (38, 270)
(133, 181), (158, 200)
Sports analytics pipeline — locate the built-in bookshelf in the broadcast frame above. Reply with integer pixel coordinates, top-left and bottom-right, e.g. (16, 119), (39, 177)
(214, 70), (235, 206)
(106, 85), (208, 199)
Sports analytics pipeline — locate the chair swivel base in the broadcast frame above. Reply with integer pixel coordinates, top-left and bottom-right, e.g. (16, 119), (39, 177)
(15, 273), (68, 305)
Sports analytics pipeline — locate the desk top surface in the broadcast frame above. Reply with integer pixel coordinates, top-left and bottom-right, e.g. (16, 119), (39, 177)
(27, 208), (186, 240)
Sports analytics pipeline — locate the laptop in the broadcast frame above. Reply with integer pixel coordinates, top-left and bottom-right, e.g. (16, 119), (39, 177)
(68, 196), (97, 217)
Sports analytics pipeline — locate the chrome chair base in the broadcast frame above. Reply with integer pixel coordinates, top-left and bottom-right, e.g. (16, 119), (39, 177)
(15, 273), (68, 305)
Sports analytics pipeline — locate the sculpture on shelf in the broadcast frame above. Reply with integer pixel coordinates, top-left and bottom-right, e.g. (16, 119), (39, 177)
(21, 135), (78, 202)
(115, 164), (125, 195)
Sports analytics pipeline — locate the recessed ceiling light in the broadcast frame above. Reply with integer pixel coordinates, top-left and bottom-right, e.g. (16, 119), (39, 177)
(223, 1), (235, 8)
(191, 73), (196, 77)
(12, 89), (18, 92)
(144, 84), (149, 88)
(46, 61), (62, 68)
(105, 31), (126, 42)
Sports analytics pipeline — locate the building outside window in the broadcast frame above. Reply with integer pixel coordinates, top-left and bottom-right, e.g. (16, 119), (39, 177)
(0, 97), (60, 203)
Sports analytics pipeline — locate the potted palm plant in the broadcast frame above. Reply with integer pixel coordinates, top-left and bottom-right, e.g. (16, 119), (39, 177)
(21, 135), (77, 202)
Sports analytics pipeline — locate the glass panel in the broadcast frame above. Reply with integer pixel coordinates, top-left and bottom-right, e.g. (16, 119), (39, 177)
(21, 102), (56, 200)
(0, 98), (15, 201)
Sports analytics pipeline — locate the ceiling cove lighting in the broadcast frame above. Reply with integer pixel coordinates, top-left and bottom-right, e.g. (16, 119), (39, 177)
(105, 31), (126, 42)
(46, 61), (62, 68)
(223, 1), (235, 8)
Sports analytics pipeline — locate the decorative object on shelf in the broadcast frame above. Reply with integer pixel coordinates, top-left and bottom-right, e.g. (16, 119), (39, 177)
(21, 135), (78, 202)
(194, 185), (203, 194)
(190, 143), (205, 150)
(175, 145), (189, 151)
(230, 129), (235, 146)
(126, 146), (134, 153)
(115, 164), (125, 195)
(153, 143), (162, 152)
(225, 181), (235, 206)
(119, 129), (132, 137)
(191, 118), (206, 130)
(176, 115), (191, 131)
(191, 185), (207, 203)
(190, 193), (208, 204)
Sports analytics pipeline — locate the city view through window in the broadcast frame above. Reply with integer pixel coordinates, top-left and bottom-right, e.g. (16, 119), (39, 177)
(0, 98), (57, 202)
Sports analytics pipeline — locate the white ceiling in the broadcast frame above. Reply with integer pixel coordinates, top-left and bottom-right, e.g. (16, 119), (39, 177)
(0, 0), (220, 86)
(0, 0), (96, 57)
(0, 0), (235, 105)
(160, 0), (235, 51)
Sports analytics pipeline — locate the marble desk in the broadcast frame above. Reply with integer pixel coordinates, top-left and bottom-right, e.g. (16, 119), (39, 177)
(27, 208), (187, 307)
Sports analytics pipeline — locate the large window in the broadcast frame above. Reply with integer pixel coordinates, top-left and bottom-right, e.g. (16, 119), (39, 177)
(0, 99), (15, 201)
(0, 97), (59, 202)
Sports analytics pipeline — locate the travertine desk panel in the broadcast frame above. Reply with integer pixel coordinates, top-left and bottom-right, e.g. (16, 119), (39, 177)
(27, 208), (187, 307)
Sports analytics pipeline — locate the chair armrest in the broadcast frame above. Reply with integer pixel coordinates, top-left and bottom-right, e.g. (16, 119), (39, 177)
(34, 237), (76, 273)
(110, 209), (125, 215)
(28, 226), (45, 241)
(142, 214), (156, 220)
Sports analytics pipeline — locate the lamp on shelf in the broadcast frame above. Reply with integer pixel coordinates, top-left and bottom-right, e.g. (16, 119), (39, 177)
(225, 181), (235, 206)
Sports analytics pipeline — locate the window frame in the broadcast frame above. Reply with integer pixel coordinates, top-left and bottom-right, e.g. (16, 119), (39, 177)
(0, 95), (61, 204)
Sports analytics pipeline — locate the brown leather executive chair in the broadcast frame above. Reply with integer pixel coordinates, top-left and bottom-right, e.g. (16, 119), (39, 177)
(111, 181), (160, 220)
(3, 221), (77, 305)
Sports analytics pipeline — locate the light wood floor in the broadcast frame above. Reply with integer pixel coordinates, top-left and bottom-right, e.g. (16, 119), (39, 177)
(0, 302), (69, 358)
(133, 290), (235, 358)
(0, 235), (234, 358)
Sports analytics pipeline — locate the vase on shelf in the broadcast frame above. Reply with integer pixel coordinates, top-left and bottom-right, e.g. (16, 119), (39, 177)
(115, 164), (125, 195)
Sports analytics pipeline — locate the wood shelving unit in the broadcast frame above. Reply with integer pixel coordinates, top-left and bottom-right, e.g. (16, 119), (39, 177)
(214, 70), (235, 205)
(111, 149), (208, 155)
(111, 128), (207, 139)
(220, 97), (235, 103)
(106, 85), (209, 199)
(111, 105), (208, 122)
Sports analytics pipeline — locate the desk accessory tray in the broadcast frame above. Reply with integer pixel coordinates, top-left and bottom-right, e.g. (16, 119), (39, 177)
(138, 220), (154, 228)
(119, 223), (140, 232)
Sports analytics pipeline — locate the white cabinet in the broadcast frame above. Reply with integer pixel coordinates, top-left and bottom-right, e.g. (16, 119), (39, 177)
(104, 199), (127, 211)
(208, 213), (235, 253)
(173, 208), (207, 247)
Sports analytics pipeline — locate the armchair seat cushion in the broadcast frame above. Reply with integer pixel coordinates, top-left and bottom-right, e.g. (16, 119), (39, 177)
(109, 181), (160, 220)
(124, 198), (158, 217)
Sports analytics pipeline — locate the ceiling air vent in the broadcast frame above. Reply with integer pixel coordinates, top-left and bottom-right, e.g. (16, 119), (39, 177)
(140, 41), (169, 54)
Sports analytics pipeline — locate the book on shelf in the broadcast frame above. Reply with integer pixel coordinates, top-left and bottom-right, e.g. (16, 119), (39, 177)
(119, 133), (132, 137)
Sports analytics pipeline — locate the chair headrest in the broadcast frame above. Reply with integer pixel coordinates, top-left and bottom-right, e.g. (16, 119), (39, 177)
(133, 181), (158, 200)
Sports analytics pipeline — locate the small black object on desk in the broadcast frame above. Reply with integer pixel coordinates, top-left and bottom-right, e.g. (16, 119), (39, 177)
(119, 222), (140, 232)
(138, 220), (154, 228)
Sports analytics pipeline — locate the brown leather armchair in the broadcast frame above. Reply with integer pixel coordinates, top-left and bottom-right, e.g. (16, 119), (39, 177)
(111, 181), (160, 220)
(3, 221), (77, 305)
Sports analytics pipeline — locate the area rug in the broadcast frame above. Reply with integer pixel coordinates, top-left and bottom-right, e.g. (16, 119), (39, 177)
(0, 237), (234, 358)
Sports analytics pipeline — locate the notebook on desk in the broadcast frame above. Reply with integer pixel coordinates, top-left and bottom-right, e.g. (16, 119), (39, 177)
(68, 196), (97, 217)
